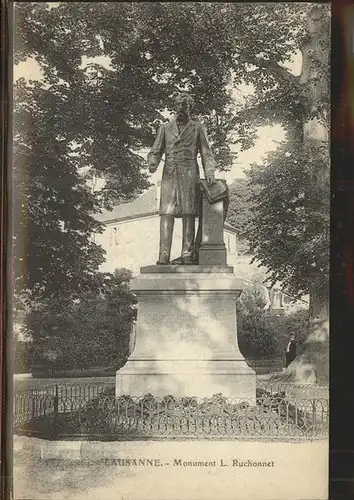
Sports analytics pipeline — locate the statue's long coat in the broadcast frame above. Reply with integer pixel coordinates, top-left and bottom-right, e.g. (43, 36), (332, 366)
(147, 119), (216, 217)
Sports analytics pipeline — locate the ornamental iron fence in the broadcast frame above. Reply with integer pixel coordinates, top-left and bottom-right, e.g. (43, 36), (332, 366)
(14, 382), (112, 398)
(257, 381), (329, 400)
(13, 383), (328, 441)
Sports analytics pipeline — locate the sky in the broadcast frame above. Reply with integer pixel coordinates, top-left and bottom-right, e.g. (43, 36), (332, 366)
(14, 48), (301, 184)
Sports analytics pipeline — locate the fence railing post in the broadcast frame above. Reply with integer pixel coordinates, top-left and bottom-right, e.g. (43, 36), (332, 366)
(312, 400), (316, 429)
(52, 384), (59, 438)
(31, 393), (36, 421)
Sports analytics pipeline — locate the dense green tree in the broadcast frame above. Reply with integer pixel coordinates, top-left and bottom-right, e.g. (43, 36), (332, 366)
(236, 288), (309, 361)
(23, 268), (136, 371)
(237, 289), (278, 358)
(226, 177), (261, 254)
(246, 145), (329, 301)
(242, 6), (330, 384)
(226, 178), (253, 234)
(13, 79), (107, 307)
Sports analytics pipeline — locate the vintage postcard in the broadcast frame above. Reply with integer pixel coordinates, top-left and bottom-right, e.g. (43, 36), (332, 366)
(11, 2), (329, 499)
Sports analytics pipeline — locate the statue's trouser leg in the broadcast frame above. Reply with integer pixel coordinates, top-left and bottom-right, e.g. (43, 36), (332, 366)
(182, 215), (195, 262)
(158, 215), (174, 264)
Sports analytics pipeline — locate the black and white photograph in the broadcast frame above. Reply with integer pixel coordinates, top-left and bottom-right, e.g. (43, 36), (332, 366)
(12, 2), (330, 499)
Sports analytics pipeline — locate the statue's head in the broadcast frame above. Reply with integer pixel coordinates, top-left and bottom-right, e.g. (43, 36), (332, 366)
(174, 93), (194, 121)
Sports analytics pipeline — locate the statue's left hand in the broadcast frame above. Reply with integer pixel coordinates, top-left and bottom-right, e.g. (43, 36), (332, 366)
(207, 175), (215, 185)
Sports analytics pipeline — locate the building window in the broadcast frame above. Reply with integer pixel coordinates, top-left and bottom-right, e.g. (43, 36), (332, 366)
(227, 235), (231, 252)
(113, 226), (119, 245)
(109, 226), (118, 247)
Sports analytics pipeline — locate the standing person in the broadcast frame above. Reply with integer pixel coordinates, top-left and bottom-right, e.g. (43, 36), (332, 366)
(285, 334), (297, 367)
(147, 92), (216, 265)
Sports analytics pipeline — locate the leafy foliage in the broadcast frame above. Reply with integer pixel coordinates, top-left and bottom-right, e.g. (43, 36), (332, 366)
(237, 289), (278, 357)
(24, 269), (136, 370)
(237, 288), (309, 358)
(237, 4), (330, 308)
(244, 142), (329, 299)
(224, 3), (329, 305)
(226, 177), (261, 254)
(13, 79), (107, 307)
(281, 309), (309, 351)
(226, 178), (254, 233)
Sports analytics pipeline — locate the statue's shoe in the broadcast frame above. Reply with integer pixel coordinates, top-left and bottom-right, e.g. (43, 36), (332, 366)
(170, 255), (196, 265)
(157, 252), (170, 265)
(170, 257), (183, 265)
(181, 255), (194, 265)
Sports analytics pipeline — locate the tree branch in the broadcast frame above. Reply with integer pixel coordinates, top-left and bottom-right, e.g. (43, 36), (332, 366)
(249, 57), (300, 85)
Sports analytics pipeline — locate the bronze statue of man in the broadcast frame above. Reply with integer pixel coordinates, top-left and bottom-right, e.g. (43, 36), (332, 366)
(148, 93), (216, 265)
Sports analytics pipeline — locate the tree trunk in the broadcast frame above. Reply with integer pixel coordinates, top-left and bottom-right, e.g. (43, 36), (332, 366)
(278, 285), (329, 385)
(271, 6), (330, 385)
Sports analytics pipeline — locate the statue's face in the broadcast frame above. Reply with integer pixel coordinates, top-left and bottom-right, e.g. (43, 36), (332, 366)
(175, 95), (192, 121)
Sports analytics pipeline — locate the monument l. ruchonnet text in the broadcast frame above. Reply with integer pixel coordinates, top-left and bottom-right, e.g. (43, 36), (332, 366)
(116, 93), (256, 400)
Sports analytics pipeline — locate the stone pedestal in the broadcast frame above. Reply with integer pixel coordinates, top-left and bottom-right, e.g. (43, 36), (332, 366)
(116, 266), (256, 402)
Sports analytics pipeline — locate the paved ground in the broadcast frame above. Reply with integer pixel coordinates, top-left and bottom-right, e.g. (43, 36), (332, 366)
(13, 438), (328, 500)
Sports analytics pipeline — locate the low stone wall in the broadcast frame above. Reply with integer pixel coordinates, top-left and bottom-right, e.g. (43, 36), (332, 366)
(31, 367), (117, 378)
(245, 355), (284, 375)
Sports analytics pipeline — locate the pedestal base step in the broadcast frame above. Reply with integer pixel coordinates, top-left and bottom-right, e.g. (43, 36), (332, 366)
(116, 359), (256, 403)
(140, 265), (234, 274)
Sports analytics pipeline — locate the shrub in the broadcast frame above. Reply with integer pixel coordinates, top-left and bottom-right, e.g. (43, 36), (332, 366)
(26, 268), (136, 372)
(237, 288), (309, 359)
(278, 308), (309, 352)
(13, 338), (31, 374)
(237, 289), (277, 357)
